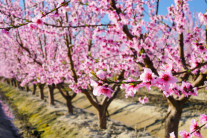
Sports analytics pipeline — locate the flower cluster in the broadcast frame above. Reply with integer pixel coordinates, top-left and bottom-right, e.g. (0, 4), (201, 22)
(170, 114), (207, 138)
(123, 68), (198, 101)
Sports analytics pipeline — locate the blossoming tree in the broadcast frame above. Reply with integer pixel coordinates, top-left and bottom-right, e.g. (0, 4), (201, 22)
(0, 0), (207, 137)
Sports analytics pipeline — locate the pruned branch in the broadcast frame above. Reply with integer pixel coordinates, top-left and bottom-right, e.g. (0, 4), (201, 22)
(44, 23), (115, 28)
(173, 61), (207, 75)
(179, 33), (188, 69)
(156, 0), (160, 15)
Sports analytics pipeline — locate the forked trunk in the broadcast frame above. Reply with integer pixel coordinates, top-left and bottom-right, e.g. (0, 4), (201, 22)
(57, 83), (76, 114)
(98, 106), (107, 129)
(32, 84), (36, 95)
(66, 97), (73, 114)
(48, 85), (55, 105)
(38, 84), (45, 100)
(165, 98), (184, 138)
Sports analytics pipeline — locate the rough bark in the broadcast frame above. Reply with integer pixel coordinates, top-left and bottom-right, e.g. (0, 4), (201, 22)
(6, 79), (10, 85)
(26, 85), (30, 92)
(66, 97), (73, 114)
(32, 84), (36, 95)
(82, 71), (124, 129)
(13, 79), (17, 87)
(82, 90), (108, 129)
(98, 106), (107, 129)
(165, 97), (184, 138)
(38, 84), (45, 100)
(57, 83), (76, 114)
(48, 84), (55, 105)
(11, 79), (14, 86)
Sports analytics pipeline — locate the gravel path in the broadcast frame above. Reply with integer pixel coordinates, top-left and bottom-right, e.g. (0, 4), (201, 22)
(0, 101), (19, 138)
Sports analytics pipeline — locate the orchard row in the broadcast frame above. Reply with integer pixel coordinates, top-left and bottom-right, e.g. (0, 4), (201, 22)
(0, 0), (207, 137)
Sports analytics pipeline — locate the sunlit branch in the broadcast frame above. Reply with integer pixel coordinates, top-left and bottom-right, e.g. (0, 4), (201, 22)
(156, 0), (160, 15)
(44, 23), (115, 28)
(173, 61), (207, 75)
(190, 123), (207, 135)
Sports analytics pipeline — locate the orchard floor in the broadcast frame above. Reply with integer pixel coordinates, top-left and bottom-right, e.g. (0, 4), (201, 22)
(1, 83), (207, 138)
(0, 84), (152, 138)
(60, 88), (207, 138)
(37, 85), (207, 137)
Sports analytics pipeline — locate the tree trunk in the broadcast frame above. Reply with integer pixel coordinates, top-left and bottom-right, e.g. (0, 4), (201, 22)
(11, 79), (14, 86)
(32, 84), (36, 95)
(57, 83), (77, 114)
(17, 81), (24, 90)
(48, 85), (55, 105)
(98, 106), (107, 129)
(165, 98), (184, 138)
(13, 79), (17, 87)
(66, 97), (73, 114)
(6, 79), (10, 85)
(17, 81), (20, 89)
(82, 90), (109, 129)
(38, 84), (45, 100)
(26, 85), (30, 92)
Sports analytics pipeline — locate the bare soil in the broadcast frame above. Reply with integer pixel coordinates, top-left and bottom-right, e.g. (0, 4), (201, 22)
(1, 83), (207, 138)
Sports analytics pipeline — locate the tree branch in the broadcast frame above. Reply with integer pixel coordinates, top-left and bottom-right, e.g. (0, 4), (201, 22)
(179, 33), (187, 69)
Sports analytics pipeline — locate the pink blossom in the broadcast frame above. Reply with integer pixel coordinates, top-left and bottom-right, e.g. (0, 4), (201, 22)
(32, 17), (44, 26)
(139, 96), (149, 104)
(170, 132), (176, 138)
(181, 82), (198, 97)
(141, 53), (146, 58)
(93, 85), (113, 98)
(2, 29), (9, 35)
(194, 42), (206, 53)
(179, 130), (191, 138)
(29, 23), (37, 29)
(96, 70), (107, 80)
(159, 71), (177, 84)
(168, 84), (181, 97)
(163, 91), (172, 97)
(139, 82), (152, 91)
(125, 90), (135, 98)
(200, 114), (207, 128)
(124, 78), (142, 98)
(91, 79), (98, 87)
(91, 79), (114, 98)
(198, 12), (207, 25)
(190, 119), (202, 138)
(161, 61), (174, 72)
(63, 7), (70, 12)
(125, 84), (139, 98)
(157, 71), (177, 91)
(140, 68), (156, 83)
(36, 19), (43, 25)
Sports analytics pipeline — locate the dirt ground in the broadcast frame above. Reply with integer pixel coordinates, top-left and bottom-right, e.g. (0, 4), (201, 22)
(69, 90), (207, 138)
(0, 84), (153, 138)
(52, 86), (207, 137)
(15, 84), (205, 138)
(0, 83), (207, 138)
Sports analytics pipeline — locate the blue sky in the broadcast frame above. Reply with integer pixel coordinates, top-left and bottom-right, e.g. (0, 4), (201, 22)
(19, 0), (206, 13)
(101, 0), (206, 24)
(159, 0), (206, 15)
(19, 0), (206, 23)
